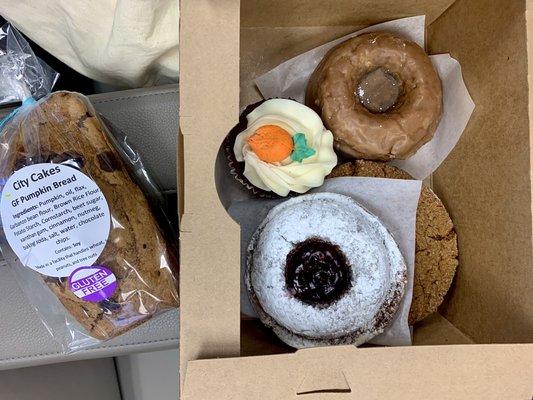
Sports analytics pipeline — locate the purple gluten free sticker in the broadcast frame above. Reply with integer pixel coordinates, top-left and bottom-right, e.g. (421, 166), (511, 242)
(68, 266), (117, 302)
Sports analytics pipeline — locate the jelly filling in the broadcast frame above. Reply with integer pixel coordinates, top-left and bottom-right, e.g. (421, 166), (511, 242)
(285, 237), (352, 307)
(356, 67), (401, 113)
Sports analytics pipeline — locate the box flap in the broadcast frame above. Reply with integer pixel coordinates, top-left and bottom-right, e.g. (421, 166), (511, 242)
(413, 314), (474, 345)
(183, 344), (533, 399)
(179, 0), (241, 386)
(241, 0), (455, 27)
(427, 0), (533, 343)
(294, 347), (355, 395)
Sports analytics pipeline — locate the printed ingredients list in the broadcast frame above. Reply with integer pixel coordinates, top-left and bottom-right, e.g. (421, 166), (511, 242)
(1, 164), (111, 278)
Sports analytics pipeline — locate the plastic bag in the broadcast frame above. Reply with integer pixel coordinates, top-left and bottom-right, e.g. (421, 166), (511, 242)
(0, 23), (58, 105)
(0, 23), (179, 352)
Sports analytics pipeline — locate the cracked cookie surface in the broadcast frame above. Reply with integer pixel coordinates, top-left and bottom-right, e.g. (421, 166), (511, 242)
(329, 160), (458, 324)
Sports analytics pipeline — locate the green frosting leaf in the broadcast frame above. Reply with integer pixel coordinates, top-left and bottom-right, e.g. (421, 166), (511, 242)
(290, 133), (316, 163)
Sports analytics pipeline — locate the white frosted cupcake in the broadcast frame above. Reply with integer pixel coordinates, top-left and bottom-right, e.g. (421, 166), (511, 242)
(225, 99), (337, 197)
(245, 192), (407, 348)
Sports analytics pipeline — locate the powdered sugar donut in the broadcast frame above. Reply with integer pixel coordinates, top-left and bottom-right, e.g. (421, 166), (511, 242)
(245, 192), (407, 348)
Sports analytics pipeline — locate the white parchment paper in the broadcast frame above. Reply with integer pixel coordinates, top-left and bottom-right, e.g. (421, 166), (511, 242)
(230, 177), (421, 346)
(255, 16), (475, 180)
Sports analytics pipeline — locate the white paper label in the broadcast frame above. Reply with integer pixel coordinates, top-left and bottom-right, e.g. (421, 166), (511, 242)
(0, 163), (111, 277)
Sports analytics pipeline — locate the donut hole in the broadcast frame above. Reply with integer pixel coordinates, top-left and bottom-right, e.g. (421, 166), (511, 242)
(285, 237), (352, 308)
(356, 67), (402, 113)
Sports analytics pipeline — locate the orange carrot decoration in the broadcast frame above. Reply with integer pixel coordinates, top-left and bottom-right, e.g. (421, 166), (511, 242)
(247, 125), (294, 163)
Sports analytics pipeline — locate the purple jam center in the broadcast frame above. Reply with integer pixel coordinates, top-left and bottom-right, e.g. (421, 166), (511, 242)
(285, 238), (352, 307)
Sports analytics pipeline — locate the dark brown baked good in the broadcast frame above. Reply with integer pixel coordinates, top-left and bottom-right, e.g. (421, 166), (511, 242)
(306, 31), (442, 161)
(329, 160), (458, 324)
(0, 92), (178, 339)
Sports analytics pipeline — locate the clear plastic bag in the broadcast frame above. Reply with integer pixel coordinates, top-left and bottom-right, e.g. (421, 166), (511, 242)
(0, 24), (179, 352)
(0, 23), (58, 105)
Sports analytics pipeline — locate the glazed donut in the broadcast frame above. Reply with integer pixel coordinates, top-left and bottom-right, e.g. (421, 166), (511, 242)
(306, 31), (443, 160)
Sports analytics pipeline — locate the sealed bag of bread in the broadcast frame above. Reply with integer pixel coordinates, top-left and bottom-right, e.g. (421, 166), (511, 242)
(0, 24), (178, 351)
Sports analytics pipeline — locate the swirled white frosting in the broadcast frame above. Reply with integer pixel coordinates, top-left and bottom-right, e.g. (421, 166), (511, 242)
(234, 99), (337, 196)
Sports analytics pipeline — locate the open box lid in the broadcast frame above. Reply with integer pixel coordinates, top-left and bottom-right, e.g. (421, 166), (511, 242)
(182, 344), (533, 399)
(179, 0), (533, 395)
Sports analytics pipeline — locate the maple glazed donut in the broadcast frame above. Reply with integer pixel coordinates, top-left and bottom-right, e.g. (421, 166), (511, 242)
(306, 31), (443, 160)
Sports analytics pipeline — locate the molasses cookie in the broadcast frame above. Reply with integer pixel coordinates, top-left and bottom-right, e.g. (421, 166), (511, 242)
(329, 160), (458, 324)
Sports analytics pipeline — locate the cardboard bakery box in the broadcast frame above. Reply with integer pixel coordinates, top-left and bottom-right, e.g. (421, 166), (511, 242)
(179, 0), (533, 397)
